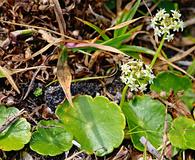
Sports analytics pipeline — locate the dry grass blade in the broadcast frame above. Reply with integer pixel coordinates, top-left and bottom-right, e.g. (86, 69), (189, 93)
(51, 0), (66, 36)
(23, 68), (41, 100)
(57, 46), (73, 107)
(159, 57), (195, 80)
(11, 66), (49, 74)
(169, 45), (195, 63)
(0, 66), (20, 94)
(106, 16), (144, 31)
(72, 43), (126, 55)
(0, 19), (74, 39)
(28, 38), (62, 60)
(65, 151), (84, 160)
(0, 66), (48, 77)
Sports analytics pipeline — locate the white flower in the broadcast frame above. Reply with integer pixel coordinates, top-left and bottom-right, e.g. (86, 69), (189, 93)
(120, 74), (128, 84)
(139, 84), (147, 92)
(162, 13), (170, 19)
(121, 63), (131, 75)
(120, 59), (155, 92)
(155, 9), (166, 20)
(151, 17), (157, 28)
(128, 83), (139, 92)
(154, 27), (162, 37)
(172, 21), (180, 32)
(160, 26), (170, 34)
(148, 74), (155, 84)
(165, 34), (174, 42)
(135, 72), (141, 78)
(171, 10), (181, 20)
(178, 20), (184, 31)
(151, 9), (184, 42)
(126, 75), (136, 84)
(171, 20), (184, 32)
(142, 69), (150, 77)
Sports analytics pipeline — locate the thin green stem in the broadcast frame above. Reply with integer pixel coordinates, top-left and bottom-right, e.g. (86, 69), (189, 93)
(150, 34), (166, 68)
(144, 144), (147, 160)
(119, 84), (129, 108)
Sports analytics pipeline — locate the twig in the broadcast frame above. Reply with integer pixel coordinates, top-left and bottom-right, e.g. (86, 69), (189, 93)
(184, 17), (195, 27)
(88, 4), (110, 25)
(163, 43), (184, 53)
(65, 151), (84, 160)
(143, 0), (152, 16)
(0, 19), (74, 40)
(153, 95), (192, 118)
(0, 109), (25, 133)
(23, 67), (41, 100)
(149, 0), (161, 15)
(169, 45), (195, 63)
(159, 56), (195, 80)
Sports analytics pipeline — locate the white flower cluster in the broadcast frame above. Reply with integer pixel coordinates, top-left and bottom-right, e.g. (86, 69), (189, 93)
(151, 9), (184, 42)
(120, 59), (155, 92)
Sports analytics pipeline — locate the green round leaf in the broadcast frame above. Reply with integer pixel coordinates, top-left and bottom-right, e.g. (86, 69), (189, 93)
(0, 106), (31, 151)
(150, 71), (192, 95)
(181, 89), (195, 110)
(56, 95), (125, 156)
(184, 125), (195, 150)
(30, 120), (73, 156)
(122, 95), (171, 151)
(168, 117), (195, 150)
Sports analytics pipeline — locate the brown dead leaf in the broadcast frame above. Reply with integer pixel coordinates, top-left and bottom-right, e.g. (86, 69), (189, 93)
(88, 50), (102, 69)
(57, 46), (73, 107)
(111, 146), (130, 160)
(38, 29), (59, 43)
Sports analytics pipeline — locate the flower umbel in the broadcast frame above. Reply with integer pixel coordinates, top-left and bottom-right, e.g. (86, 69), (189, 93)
(120, 59), (155, 92)
(151, 9), (184, 42)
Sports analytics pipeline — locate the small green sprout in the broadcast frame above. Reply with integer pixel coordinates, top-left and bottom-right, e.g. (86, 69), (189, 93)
(33, 87), (43, 97)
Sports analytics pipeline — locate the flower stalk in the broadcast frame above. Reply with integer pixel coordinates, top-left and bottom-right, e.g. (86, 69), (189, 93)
(150, 33), (166, 68)
(150, 9), (184, 68)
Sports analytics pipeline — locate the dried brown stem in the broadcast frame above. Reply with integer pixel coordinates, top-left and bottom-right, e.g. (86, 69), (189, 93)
(51, 0), (66, 36)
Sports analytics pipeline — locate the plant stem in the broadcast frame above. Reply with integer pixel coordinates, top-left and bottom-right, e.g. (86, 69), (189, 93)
(119, 84), (129, 108)
(150, 34), (166, 68)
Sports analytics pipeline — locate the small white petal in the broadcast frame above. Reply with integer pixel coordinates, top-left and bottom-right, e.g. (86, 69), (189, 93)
(171, 10), (181, 19)
(164, 34), (174, 42)
(154, 27), (162, 37)
(139, 84), (147, 92)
